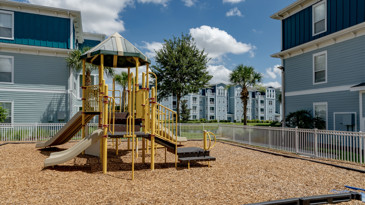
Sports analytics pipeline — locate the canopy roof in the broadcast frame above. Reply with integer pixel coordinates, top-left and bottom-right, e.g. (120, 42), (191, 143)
(81, 32), (151, 68)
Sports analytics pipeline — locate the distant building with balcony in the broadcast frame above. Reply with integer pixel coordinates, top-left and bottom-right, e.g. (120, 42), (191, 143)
(159, 84), (280, 122)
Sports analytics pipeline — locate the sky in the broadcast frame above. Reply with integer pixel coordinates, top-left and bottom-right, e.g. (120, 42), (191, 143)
(22, 0), (297, 89)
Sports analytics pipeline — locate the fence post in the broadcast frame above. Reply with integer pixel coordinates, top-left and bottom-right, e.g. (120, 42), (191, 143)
(314, 128), (318, 157)
(295, 126), (299, 153)
(268, 126), (272, 148)
(248, 126), (252, 145)
(359, 132), (363, 164)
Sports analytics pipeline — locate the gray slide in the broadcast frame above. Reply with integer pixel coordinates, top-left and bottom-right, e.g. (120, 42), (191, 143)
(36, 111), (95, 149)
(44, 129), (103, 167)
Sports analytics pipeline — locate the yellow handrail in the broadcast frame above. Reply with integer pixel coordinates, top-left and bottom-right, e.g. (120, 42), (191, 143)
(204, 131), (217, 151)
(109, 89), (122, 112)
(108, 96), (116, 135)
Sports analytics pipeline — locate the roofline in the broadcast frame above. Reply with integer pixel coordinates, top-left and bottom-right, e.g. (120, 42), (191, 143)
(83, 32), (106, 41)
(270, 0), (318, 20)
(0, 0), (83, 43)
(271, 21), (365, 59)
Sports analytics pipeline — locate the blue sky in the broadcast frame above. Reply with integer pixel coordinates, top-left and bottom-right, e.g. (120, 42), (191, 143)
(24, 0), (296, 88)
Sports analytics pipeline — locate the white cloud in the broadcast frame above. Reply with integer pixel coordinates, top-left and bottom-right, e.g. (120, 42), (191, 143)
(190, 25), (254, 60)
(265, 65), (282, 80)
(226, 7), (242, 17)
(142, 41), (163, 58)
(182, 0), (197, 7)
(207, 65), (232, 84)
(262, 81), (281, 88)
(28, 0), (133, 35)
(137, 0), (169, 7)
(223, 0), (245, 3)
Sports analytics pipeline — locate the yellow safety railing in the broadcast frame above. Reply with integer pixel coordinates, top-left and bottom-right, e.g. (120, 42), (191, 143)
(109, 89), (122, 112)
(155, 103), (178, 145)
(83, 85), (100, 112)
(203, 131), (217, 151)
(127, 73), (135, 137)
(108, 96), (116, 135)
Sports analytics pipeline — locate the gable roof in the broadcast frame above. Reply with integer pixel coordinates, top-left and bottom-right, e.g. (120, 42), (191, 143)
(270, 0), (317, 20)
(81, 32), (151, 68)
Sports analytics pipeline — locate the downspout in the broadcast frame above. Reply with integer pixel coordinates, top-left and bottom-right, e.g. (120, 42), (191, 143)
(278, 65), (285, 127)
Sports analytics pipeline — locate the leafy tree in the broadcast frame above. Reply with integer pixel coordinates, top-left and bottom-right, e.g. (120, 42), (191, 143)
(152, 33), (212, 122)
(285, 109), (326, 129)
(114, 72), (129, 110)
(66, 47), (114, 86)
(180, 100), (190, 122)
(229, 65), (262, 125)
(0, 106), (7, 123)
(255, 84), (267, 93)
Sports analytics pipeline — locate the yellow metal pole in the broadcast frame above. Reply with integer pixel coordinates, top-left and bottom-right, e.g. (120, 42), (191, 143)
(127, 67), (131, 150)
(204, 131), (207, 150)
(81, 59), (86, 155)
(98, 64), (103, 160)
(101, 54), (108, 174)
(131, 73), (135, 180)
(151, 87), (156, 170)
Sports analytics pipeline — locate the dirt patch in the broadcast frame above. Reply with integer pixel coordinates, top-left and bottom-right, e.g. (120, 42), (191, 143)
(0, 141), (364, 204)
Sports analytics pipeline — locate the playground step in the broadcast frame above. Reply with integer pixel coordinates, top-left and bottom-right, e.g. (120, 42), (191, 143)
(177, 147), (210, 158)
(108, 131), (150, 138)
(178, 156), (216, 163)
(112, 124), (141, 132)
(155, 136), (176, 151)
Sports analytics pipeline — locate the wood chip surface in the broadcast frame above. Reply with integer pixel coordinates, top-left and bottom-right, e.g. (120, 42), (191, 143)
(1, 141), (365, 204)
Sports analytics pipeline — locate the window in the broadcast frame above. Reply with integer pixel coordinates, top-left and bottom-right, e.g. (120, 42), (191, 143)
(0, 101), (12, 123)
(193, 115), (197, 120)
(0, 55), (13, 83)
(192, 97), (197, 104)
(210, 116), (215, 120)
(210, 98), (214, 105)
(314, 102), (328, 129)
(313, 51), (327, 84)
(210, 107), (214, 114)
(313, 0), (327, 35)
(269, 101), (273, 105)
(0, 10), (14, 39)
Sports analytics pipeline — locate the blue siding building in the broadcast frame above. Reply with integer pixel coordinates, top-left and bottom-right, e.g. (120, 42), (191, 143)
(0, 1), (104, 123)
(272, 0), (365, 131)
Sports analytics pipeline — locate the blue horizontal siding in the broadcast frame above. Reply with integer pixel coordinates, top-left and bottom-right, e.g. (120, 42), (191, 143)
(282, 0), (365, 50)
(0, 51), (69, 88)
(0, 10), (70, 49)
(0, 91), (69, 123)
(284, 35), (365, 93)
(285, 91), (360, 131)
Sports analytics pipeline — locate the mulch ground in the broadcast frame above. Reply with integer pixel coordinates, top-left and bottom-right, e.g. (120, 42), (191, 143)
(1, 140), (365, 204)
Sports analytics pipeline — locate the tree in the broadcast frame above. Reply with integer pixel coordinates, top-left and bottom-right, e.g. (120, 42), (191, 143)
(114, 72), (129, 110)
(229, 65), (262, 125)
(180, 100), (190, 122)
(152, 33), (212, 122)
(66, 47), (114, 87)
(285, 109), (325, 129)
(0, 106), (7, 123)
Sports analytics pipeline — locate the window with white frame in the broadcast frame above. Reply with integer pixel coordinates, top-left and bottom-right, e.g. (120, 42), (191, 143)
(0, 101), (12, 123)
(0, 10), (14, 39)
(313, 102), (327, 129)
(192, 97), (197, 104)
(313, 51), (327, 84)
(313, 0), (327, 35)
(0, 55), (13, 83)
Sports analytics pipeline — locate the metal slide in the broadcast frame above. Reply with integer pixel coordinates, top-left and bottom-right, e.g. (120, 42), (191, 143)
(44, 129), (103, 167)
(36, 111), (95, 148)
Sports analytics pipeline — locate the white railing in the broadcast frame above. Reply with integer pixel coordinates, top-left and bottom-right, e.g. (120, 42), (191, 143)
(218, 125), (365, 164)
(0, 123), (98, 142)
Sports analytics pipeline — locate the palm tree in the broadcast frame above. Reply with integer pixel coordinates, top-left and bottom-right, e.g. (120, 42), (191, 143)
(229, 65), (262, 125)
(114, 72), (129, 110)
(66, 47), (114, 87)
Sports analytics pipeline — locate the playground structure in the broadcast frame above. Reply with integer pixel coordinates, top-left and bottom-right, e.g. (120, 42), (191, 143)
(36, 33), (216, 179)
